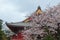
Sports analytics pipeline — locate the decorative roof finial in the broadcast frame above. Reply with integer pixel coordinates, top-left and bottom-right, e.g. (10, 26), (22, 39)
(37, 6), (41, 10)
(36, 6), (42, 15)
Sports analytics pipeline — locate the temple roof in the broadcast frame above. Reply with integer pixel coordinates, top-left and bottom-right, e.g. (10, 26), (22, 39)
(6, 22), (32, 33)
(6, 6), (42, 33)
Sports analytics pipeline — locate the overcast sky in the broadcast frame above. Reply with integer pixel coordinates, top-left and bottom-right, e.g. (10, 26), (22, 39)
(0, 0), (60, 22)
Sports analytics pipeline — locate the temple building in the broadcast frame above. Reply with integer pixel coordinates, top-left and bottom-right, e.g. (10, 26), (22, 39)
(6, 6), (42, 40)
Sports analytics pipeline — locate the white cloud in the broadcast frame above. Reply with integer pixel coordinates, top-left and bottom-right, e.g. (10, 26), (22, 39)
(0, 0), (28, 22)
(0, 12), (28, 22)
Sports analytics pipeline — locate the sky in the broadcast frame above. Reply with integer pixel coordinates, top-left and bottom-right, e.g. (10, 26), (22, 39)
(0, 0), (60, 22)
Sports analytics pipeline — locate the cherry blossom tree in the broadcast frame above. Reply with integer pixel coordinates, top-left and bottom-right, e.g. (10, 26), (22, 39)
(23, 4), (60, 40)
